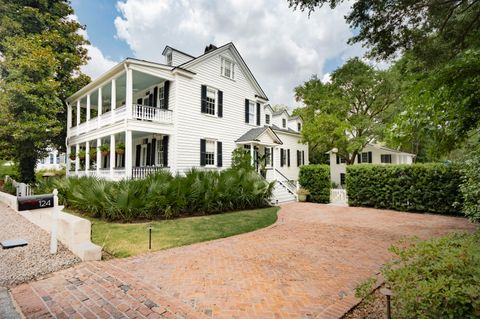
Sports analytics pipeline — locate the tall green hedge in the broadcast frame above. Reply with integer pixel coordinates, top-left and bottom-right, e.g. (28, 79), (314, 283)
(346, 164), (463, 215)
(299, 165), (330, 203)
(460, 150), (480, 222)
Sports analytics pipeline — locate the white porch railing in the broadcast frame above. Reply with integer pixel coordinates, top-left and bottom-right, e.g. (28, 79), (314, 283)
(69, 105), (172, 136)
(330, 188), (348, 204)
(132, 104), (173, 123)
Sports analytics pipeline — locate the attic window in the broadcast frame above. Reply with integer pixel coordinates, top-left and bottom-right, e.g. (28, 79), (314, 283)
(221, 57), (234, 80)
(166, 52), (172, 66)
(297, 123), (301, 131)
(282, 118), (287, 128)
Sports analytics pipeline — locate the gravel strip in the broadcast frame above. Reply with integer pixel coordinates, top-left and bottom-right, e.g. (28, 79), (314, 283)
(0, 202), (80, 287)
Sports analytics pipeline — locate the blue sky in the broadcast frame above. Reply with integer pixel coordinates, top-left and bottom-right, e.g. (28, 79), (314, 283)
(71, 0), (365, 106)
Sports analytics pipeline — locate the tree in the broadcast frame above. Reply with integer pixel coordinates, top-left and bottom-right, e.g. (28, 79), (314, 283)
(0, 0), (90, 182)
(289, 0), (480, 160)
(294, 58), (399, 164)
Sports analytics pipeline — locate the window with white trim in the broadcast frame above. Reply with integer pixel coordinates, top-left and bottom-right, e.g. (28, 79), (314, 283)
(361, 152), (368, 163)
(248, 100), (255, 124)
(381, 154), (392, 163)
(156, 140), (164, 166)
(206, 88), (216, 115)
(297, 123), (302, 131)
(265, 114), (270, 125)
(265, 147), (272, 166)
(166, 52), (172, 66)
(205, 140), (215, 166)
(159, 86), (165, 109)
(221, 57), (234, 80)
(282, 118), (287, 128)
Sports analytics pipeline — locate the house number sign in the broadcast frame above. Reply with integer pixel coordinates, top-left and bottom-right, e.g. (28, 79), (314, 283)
(18, 195), (55, 211)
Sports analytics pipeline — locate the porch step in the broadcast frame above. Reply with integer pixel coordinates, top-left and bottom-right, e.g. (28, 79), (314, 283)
(270, 181), (296, 205)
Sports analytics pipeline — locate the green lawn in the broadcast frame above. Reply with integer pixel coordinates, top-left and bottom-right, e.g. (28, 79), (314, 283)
(74, 207), (279, 258)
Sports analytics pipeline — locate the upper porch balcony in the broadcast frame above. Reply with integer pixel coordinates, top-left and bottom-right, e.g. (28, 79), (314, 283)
(67, 67), (173, 137)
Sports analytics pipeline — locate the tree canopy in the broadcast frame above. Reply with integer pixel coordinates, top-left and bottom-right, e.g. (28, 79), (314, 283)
(0, 0), (90, 182)
(294, 58), (399, 164)
(289, 0), (480, 161)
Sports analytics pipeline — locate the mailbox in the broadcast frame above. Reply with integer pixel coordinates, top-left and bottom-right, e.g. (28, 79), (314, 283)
(17, 195), (54, 211)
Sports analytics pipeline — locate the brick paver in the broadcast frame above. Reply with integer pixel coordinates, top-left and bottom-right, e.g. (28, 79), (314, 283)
(11, 203), (476, 318)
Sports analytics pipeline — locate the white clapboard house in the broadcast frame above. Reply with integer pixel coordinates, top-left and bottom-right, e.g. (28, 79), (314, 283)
(328, 143), (415, 187)
(65, 43), (308, 203)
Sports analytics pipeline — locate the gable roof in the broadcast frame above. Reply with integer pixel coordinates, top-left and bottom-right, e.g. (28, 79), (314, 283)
(235, 126), (283, 144)
(271, 124), (301, 135)
(272, 110), (289, 117)
(161, 45), (195, 58)
(176, 43), (269, 100)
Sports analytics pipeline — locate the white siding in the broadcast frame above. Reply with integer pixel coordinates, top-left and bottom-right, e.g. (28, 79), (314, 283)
(274, 131), (309, 181)
(173, 49), (265, 173)
(167, 51), (194, 66)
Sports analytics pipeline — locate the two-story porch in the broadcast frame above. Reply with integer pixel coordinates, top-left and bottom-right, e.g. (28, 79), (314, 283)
(66, 59), (190, 179)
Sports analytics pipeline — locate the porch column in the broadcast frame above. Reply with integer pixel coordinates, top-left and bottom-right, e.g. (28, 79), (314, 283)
(125, 130), (133, 178)
(66, 145), (71, 173)
(111, 78), (116, 111)
(97, 87), (102, 129)
(75, 144), (80, 174)
(110, 134), (115, 178)
(96, 138), (101, 175)
(272, 146), (277, 180)
(85, 141), (90, 175)
(126, 67), (133, 119)
(76, 100), (80, 126)
(86, 94), (91, 121)
(67, 103), (72, 130)
(250, 143), (254, 166)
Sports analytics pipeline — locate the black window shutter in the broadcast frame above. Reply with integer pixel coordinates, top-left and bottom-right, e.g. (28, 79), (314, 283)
(151, 138), (156, 165)
(358, 153), (361, 163)
(280, 148), (284, 167)
(245, 99), (249, 123)
(146, 143), (151, 166)
(217, 141), (223, 167)
(135, 145), (141, 167)
(271, 148), (274, 166)
(302, 151), (305, 165)
(163, 136), (169, 166)
(297, 150), (300, 167)
(368, 151), (373, 163)
(201, 85), (207, 113)
(256, 103), (261, 126)
(153, 87), (158, 107)
(336, 154), (340, 164)
(287, 149), (290, 167)
(200, 139), (206, 166)
(164, 81), (170, 110)
(218, 90), (223, 117)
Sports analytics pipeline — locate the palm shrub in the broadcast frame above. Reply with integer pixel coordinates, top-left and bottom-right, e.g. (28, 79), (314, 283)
(44, 166), (273, 222)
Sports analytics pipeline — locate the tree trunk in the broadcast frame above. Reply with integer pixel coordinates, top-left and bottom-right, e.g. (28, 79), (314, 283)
(17, 140), (37, 184)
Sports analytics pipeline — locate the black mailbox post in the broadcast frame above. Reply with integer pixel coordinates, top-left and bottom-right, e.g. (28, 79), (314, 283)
(18, 195), (54, 211)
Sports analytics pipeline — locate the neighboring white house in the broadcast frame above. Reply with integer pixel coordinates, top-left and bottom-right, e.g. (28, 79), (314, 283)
(328, 143), (415, 186)
(37, 148), (66, 171)
(65, 43), (308, 202)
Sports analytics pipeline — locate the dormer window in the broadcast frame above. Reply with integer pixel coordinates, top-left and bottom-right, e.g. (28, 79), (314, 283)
(297, 123), (301, 131)
(282, 118), (287, 128)
(221, 57), (234, 80)
(265, 114), (270, 125)
(166, 52), (172, 66)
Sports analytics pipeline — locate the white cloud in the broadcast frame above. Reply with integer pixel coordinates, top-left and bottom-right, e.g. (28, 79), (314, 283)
(81, 44), (118, 79)
(321, 73), (332, 83)
(114, 0), (365, 106)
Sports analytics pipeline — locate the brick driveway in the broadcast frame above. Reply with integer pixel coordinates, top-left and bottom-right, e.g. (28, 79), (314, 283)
(12, 203), (476, 319)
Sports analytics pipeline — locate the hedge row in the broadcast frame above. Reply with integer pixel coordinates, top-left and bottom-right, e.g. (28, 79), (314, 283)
(346, 164), (463, 215)
(299, 165), (330, 203)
